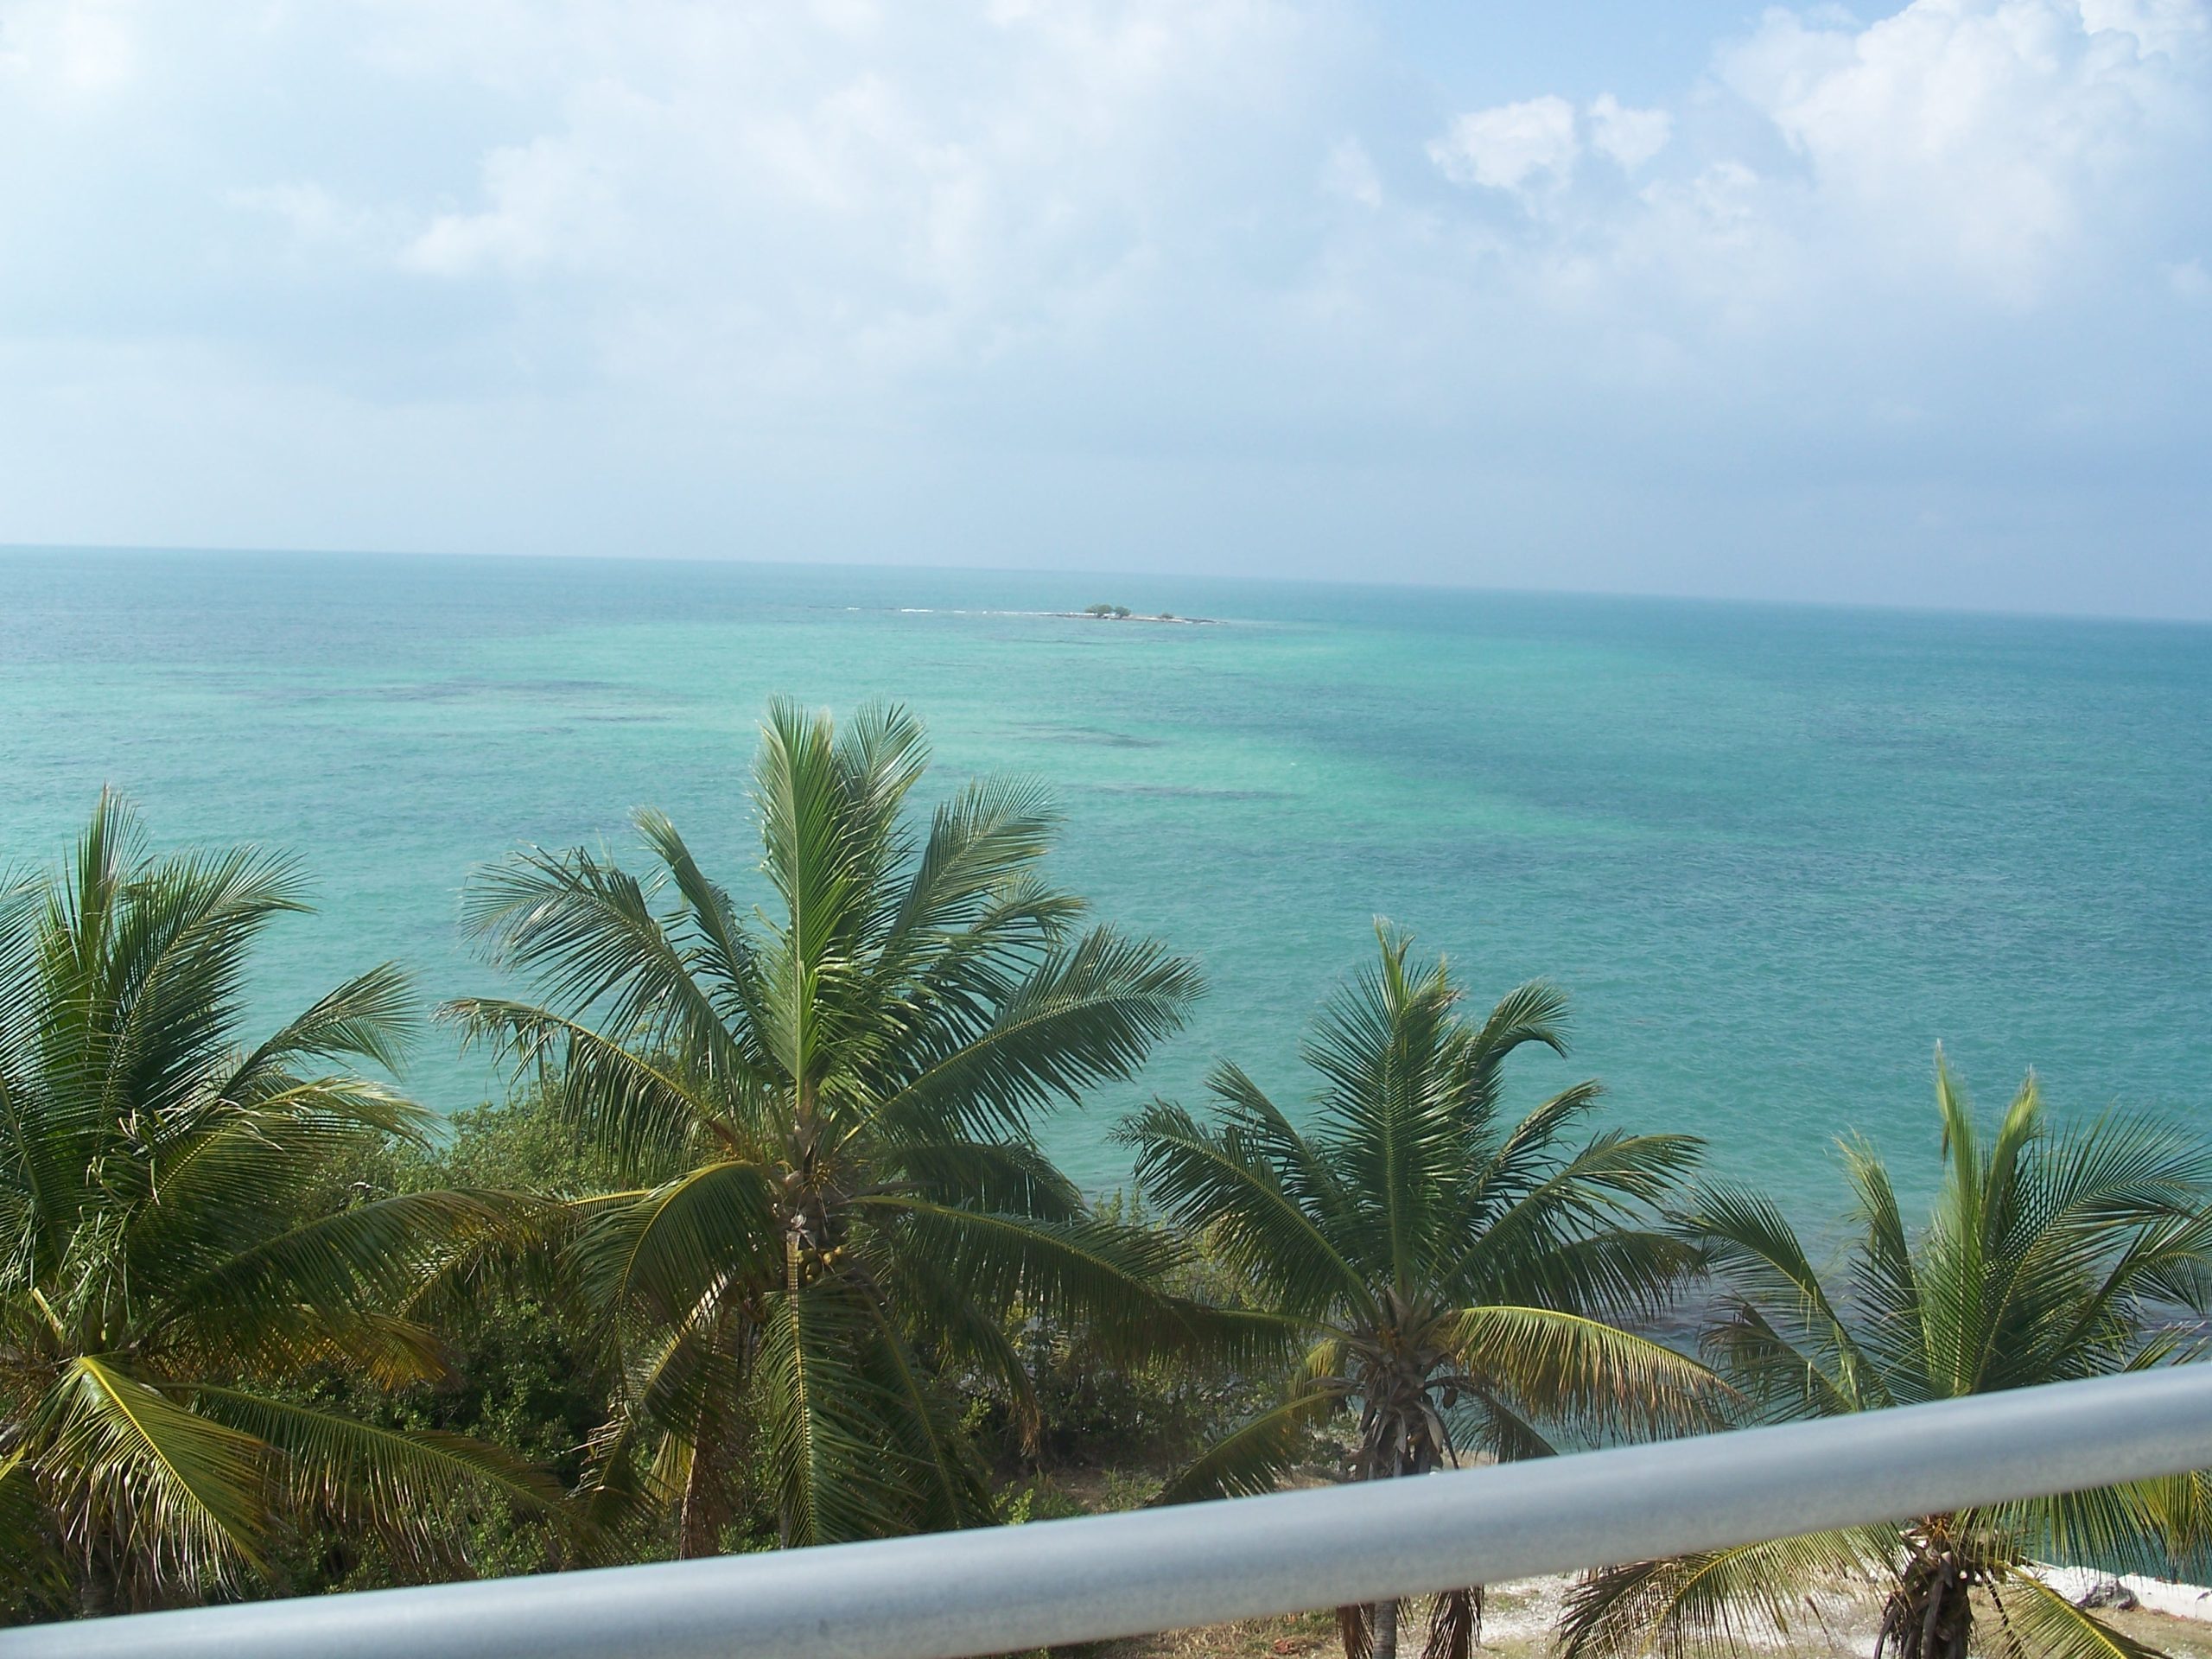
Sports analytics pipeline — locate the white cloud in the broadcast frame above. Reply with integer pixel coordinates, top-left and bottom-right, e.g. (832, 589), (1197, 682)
(1424, 90), (1669, 195)
(1714, 0), (2208, 302)
(1319, 135), (1382, 207)
(2078, 0), (2210, 55)
(226, 183), (395, 254)
(1586, 93), (1672, 170)
(0, 0), (137, 89)
(1427, 95), (1580, 193)
(1405, 0), (2209, 331)
(300, 0), (1332, 397)
(0, 0), (2209, 613)
(401, 124), (623, 277)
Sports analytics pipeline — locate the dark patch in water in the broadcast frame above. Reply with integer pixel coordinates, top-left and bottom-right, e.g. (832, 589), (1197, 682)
(1016, 724), (1166, 749)
(242, 676), (668, 708)
(1089, 784), (1288, 802)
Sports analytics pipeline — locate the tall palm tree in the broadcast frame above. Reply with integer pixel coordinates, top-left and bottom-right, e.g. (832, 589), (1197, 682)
(1122, 926), (1726, 1659)
(0, 796), (559, 1621)
(1560, 1054), (2212, 1659)
(447, 700), (1209, 1553)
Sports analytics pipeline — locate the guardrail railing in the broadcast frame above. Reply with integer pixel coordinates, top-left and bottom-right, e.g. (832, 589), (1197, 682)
(7, 1367), (2210, 1659)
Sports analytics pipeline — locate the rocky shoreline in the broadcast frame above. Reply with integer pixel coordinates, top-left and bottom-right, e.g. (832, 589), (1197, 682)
(2028, 1564), (2212, 1622)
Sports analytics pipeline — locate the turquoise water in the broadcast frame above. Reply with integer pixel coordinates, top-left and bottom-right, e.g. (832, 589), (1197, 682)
(5, 548), (2209, 1222)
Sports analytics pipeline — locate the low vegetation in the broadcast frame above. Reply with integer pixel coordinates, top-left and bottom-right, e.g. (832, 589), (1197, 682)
(4, 702), (2209, 1658)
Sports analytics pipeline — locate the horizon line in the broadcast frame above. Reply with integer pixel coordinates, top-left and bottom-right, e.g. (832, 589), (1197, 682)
(5, 537), (2209, 633)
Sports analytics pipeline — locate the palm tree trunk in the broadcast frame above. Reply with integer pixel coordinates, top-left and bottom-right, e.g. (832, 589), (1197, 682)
(78, 1529), (120, 1620)
(1357, 1376), (1426, 1659)
(678, 1318), (754, 1559)
(1876, 1527), (1974, 1659)
(677, 1411), (726, 1558)
(1371, 1596), (1401, 1659)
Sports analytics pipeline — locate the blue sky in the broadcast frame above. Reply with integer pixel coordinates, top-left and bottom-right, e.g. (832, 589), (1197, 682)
(3, 1), (2209, 618)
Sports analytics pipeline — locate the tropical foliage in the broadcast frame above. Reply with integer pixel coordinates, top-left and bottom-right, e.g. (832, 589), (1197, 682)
(446, 700), (1217, 1553)
(0, 798), (559, 1618)
(1124, 925), (1730, 1659)
(10, 711), (2210, 1656)
(272, 1083), (636, 1593)
(1560, 1055), (2212, 1659)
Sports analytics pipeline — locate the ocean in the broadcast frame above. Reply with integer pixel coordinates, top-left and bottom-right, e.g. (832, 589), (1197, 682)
(4, 547), (2208, 1224)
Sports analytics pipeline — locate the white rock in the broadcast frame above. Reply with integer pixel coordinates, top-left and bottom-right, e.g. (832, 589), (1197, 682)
(2025, 1564), (2212, 1623)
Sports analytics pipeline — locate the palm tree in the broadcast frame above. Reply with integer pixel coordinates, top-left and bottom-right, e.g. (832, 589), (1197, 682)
(0, 796), (559, 1621)
(446, 700), (1209, 1554)
(1560, 1053), (2212, 1659)
(1122, 925), (1726, 1659)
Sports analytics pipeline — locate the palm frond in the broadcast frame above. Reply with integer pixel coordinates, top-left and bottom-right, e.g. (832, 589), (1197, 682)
(1560, 1529), (1890, 1659)
(857, 1196), (1188, 1365)
(1482, 1227), (1706, 1327)
(1154, 1386), (1344, 1504)
(1986, 1573), (2163, 1659)
(1463, 1384), (1560, 1462)
(1464, 1080), (1615, 1217)
(1464, 978), (1572, 1112)
(850, 1294), (995, 1535)
(128, 1081), (431, 1277)
(0, 1446), (67, 1611)
(888, 1135), (1085, 1221)
(458, 845), (750, 1089)
(1444, 1305), (1735, 1440)
(1204, 1061), (1363, 1233)
(442, 999), (729, 1178)
(1982, 1471), (2212, 1573)
(1119, 1095), (1368, 1320)
(184, 1385), (570, 1560)
(1459, 1131), (1704, 1314)
(1303, 929), (1470, 1294)
(753, 697), (916, 993)
(879, 773), (1063, 965)
(94, 841), (315, 1130)
(883, 1248), (1046, 1446)
(1679, 1180), (1878, 1414)
(48, 1357), (275, 1586)
(156, 1189), (528, 1363)
(632, 806), (768, 1034)
(754, 1264), (908, 1546)
(570, 1160), (778, 1326)
(1837, 1137), (1927, 1398)
(216, 962), (421, 1096)
(875, 926), (1201, 1141)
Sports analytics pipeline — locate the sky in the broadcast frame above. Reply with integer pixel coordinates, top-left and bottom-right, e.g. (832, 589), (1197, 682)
(2, 0), (2209, 618)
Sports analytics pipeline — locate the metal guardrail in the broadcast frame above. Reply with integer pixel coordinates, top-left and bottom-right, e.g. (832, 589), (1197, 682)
(7, 1368), (2211, 1659)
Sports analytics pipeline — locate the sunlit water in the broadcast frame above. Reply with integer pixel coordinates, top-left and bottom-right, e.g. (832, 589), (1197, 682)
(6, 548), (2209, 1228)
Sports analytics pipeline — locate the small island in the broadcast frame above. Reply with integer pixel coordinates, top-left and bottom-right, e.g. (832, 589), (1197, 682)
(1051, 602), (1221, 625)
